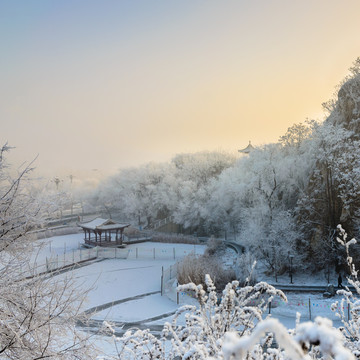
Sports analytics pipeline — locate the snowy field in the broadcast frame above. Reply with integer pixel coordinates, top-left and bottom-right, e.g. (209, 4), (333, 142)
(33, 233), (206, 357)
(35, 233), (350, 358)
(258, 264), (348, 329)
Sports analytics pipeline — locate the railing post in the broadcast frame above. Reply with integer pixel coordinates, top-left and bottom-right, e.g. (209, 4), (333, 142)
(161, 266), (164, 296)
(177, 282), (179, 305)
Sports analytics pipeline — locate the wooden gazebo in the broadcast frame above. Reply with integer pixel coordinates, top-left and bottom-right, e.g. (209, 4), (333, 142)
(78, 218), (130, 247)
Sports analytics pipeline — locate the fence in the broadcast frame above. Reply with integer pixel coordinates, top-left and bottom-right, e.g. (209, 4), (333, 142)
(158, 261), (353, 323)
(44, 247), (131, 272)
(43, 248), (96, 273)
(127, 246), (198, 260)
(269, 297), (352, 322)
(31, 243), (200, 276)
(161, 263), (179, 303)
(152, 216), (175, 230)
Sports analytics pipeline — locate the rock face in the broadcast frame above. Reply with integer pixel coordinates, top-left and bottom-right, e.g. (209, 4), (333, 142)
(328, 75), (360, 132)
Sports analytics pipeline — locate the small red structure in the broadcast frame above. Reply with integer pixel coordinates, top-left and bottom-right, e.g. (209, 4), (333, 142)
(78, 218), (130, 247)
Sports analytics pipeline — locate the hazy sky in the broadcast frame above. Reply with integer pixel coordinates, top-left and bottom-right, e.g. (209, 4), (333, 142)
(1, 1), (360, 181)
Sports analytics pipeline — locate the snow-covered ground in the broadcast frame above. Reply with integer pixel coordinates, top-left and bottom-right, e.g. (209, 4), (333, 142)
(252, 255), (348, 329)
(34, 233), (351, 358)
(33, 233), (205, 357)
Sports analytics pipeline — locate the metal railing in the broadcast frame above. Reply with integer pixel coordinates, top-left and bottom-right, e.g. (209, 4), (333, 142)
(161, 263), (179, 303)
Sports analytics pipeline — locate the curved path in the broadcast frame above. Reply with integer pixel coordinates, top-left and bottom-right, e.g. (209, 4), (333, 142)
(82, 291), (161, 316)
(78, 291), (176, 337)
(77, 240), (244, 337)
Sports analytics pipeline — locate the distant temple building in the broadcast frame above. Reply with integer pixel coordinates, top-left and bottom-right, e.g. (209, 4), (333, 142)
(238, 141), (255, 154)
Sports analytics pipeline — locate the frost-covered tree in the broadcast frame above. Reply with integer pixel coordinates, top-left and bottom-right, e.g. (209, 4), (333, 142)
(279, 120), (314, 149)
(0, 144), (94, 359)
(88, 59), (360, 270)
(170, 151), (237, 233)
(297, 70), (360, 268)
(214, 140), (308, 272)
(93, 162), (176, 226)
(92, 151), (236, 233)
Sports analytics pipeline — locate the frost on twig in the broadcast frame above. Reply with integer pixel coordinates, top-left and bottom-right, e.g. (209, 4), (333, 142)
(332, 225), (360, 355)
(114, 276), (288, 359)
(222, 318), (303, 360)
(111, 271), (357, 359)
(295, 317), (354, 360)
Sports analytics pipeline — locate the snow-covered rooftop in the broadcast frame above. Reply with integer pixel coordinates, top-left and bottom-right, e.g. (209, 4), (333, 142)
(78, 217), (130, 231)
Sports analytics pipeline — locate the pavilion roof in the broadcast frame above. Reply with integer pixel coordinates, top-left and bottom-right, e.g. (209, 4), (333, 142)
(238, 141), (255, 154)
(78, 217), (130, 231)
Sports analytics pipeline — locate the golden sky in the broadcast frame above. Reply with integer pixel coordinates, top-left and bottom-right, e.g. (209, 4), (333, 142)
(1, 1), (359, 180)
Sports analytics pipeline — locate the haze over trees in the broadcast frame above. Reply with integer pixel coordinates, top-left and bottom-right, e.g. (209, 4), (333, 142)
(90, 58), (360, 275)
(2, 57), (360, 359)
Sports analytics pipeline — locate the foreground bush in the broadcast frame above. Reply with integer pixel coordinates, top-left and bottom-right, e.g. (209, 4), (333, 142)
(101, 226), (360, 360)
(177, 253), (236, 291)
(103, 275), (354, 359)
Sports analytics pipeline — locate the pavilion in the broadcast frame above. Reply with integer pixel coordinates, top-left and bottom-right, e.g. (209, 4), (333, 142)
(78, 218), (130, 247)
(238, 141), (255, 154)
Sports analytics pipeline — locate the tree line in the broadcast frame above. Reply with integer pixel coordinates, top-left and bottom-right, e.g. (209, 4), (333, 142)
(90, 59), (360, 274)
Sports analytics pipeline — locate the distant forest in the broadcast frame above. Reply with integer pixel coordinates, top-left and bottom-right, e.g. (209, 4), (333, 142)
(82, 58), (360, 274)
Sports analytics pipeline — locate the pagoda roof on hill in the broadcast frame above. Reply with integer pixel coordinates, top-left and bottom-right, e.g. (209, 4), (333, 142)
(238, 141), (255, 154)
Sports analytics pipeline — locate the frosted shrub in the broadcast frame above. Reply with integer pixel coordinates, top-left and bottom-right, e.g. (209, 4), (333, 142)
(123, 226), (141, 237)
(107, 276), (287, 359)
(166, 276), (287, 359)
(236, 252), (257, 286)
(204, 237), (227, 257)
(100, 322), (165, 360)
(107, 273), (355, 359)
(331, 225), (360, 356)
(177, 253), (236, 291)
